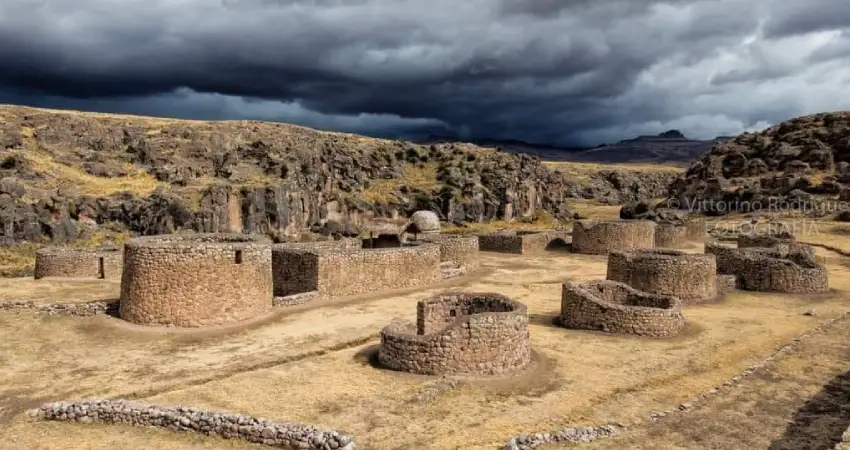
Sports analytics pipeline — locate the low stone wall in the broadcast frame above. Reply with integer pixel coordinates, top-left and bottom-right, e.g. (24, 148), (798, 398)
(705, 242), (829, 293)
(272, 244), (441, 298)
(28, 399), (355, 450)
(654, 223), (689, 248)
(378, 292), (531, 375)
(414, 234), (480, 274)
(0, 300), (114, 316)
(570, 220), (656, 255)
(34, 247), (123, 280)
(559, 280), (684, 337)
(477, 230), (570, 254)
(607, 249), (718, 303)
(120, 233), (274, 327)
(737, 232), (795, 249)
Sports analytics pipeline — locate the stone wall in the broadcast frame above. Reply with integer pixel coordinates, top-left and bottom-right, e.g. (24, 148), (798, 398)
(414, 234), (480, 274)
(476, 230), (570, 254)
(34, 247), (123, 280)
(570, 220), (656, 255)
(272, 243), (441, 298)
(119, 233), (274, 327)
(654, 223), (689, 248)
(559, 280), (684, 337)
(29, 399), (355, 450)
(607, 249), (718, 303)
(271, 239), (360, 296)
(705, 242), (829, 293)
(737, 232), (795, 249)
(378, 292), (531, 375)
(686, 217), (706, 241)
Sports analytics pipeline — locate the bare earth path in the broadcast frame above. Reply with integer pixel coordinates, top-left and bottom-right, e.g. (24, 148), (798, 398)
(1, 243), (849, 449)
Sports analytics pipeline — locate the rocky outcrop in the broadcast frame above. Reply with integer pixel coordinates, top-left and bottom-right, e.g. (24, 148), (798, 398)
(0, 106), (573, 244)
(669, 111), (850, 215)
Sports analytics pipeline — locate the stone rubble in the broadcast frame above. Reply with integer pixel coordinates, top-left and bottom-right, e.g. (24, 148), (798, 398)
(28, 399), (356, 450)
(503, 425), (619, 449)
(0, 300), (113, 316)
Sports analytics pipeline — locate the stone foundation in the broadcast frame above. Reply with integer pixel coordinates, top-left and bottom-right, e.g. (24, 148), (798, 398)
(477, 230), (570, 254)
(119, 233), (273, 327)
(378, 292), (531, 375)
(705, 242), (829, 293)
(28, 399), (355, 450)
(570, 220), (656, 254)
(559, 280), (685, 337)
(607, 249), (718, 304)
(272, 244), (441, 297)
(34, 247), (122, 280)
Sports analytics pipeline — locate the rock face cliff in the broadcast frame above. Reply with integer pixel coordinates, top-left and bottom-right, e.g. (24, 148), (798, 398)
(669, 111), (850, 215)
(0, 106), (574, 244)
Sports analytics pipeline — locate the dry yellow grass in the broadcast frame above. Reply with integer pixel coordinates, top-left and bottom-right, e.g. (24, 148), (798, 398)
(2, 231), (850, 449)
(355, 163), (442, 204)
(544, 161), (684, 181)
(16, 149), (163, 197)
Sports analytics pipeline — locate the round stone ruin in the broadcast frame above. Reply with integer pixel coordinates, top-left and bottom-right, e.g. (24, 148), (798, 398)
(34, 246), (123, 280)
(378, 292), (531, 376)
(607, 249), (719, 304)
(705, 241), (828, 294)
(570, 220), (656, 255)
(119, 233), (273, 327)
(559, 280), (685, 337)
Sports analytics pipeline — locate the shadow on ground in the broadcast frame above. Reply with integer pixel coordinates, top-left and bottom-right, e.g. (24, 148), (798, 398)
(769, 369), (850, 450)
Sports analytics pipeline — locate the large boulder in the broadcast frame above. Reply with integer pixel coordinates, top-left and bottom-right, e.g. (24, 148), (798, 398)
(407, 210), (441, 234)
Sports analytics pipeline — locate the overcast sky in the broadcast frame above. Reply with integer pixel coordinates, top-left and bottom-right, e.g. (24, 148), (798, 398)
(1, 0), (849, 146)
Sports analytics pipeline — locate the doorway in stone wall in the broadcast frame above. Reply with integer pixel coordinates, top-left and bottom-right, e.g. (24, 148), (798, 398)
(98, 257), (105, 279)
(235, 250), (244, 264)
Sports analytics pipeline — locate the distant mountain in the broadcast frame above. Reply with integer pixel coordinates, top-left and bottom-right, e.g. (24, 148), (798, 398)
(419, 130), (730, 165)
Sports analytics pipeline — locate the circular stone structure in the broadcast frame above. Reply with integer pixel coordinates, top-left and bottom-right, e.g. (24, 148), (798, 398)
(119, 233), (273, 327)
(378, 292), (531, 376)
(607, 249), (718, 303)
(570, 220), (656, 255)
(407, 210), (441, 234)
(706, 242), (828, 294)
(559, 280), (684, 337)
(34, 246), (123, 280)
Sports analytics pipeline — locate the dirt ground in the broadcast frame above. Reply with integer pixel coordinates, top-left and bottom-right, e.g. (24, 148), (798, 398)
(2, 220), (850, 449)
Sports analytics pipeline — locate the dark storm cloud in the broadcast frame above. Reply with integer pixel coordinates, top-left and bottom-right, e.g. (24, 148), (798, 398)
(1, 0), (849, 146)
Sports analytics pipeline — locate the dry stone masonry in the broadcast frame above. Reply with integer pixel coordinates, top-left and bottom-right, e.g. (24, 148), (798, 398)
(272, 243), (441, 298)
(413, 233), (480, 276)
(0, 300), (114, 316)
(607, 249), (718, 304)
(559, 280), (685, 337)
(654, 223), (690, 248)
(706, 241), (829, 293)
(34, 246), (123, 280)
(378, 292), (531, 376)
(570, 220), (656, 254)
(476, 229), (570, 254)
(28, 399), (355, 450)
(119, 233), (274, 327)
(503, 425), (619, 450)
